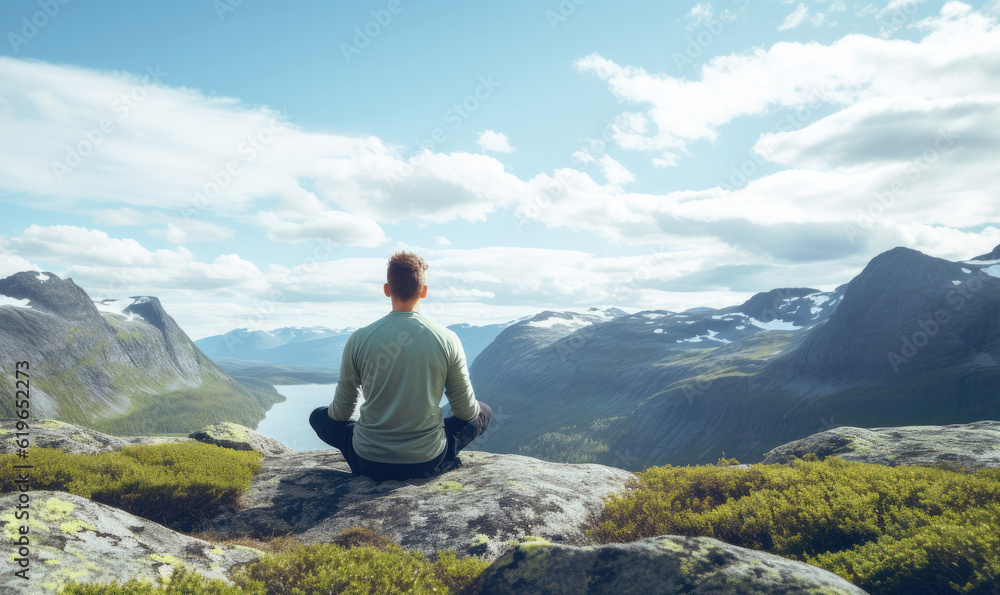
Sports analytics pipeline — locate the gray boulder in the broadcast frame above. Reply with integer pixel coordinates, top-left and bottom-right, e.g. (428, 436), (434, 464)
(0, 418), (193, 456)
(0, 491), (260, 595)
(762, 420), (1000, 472)
(475, 535), (868, 594)
(202, 449), (635, 562)
(189, 422), (293, 457)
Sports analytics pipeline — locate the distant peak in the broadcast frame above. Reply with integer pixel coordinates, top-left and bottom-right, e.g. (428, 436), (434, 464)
(970, 243), (1000, 262)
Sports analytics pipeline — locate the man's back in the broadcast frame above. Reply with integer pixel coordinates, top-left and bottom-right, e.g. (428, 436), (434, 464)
(329, 310), (480, 464)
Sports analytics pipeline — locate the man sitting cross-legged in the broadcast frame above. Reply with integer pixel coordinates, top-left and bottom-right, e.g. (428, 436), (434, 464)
(309, 250), (492, 481)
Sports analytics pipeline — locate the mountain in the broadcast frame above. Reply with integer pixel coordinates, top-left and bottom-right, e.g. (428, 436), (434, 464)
(194, 326), (354, 384)
(0, 271), (282, 434)
(469, 245), (1000, 468)
(447, 321), (516, 366)
(197, 316), (536, 385)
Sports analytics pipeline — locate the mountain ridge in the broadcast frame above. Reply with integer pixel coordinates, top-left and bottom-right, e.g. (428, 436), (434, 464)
(0, 272), (282, 434)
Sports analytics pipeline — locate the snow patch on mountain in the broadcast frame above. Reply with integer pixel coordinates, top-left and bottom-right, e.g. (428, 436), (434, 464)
(528, 316), (593, 330)
(748, 317), (800, 331)
(676, 329), (730, 344)
(94, 298), (144, 321)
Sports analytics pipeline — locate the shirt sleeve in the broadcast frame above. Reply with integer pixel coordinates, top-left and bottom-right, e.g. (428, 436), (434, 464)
(443, 334), (481, 422)
(329, 334), (361, 421)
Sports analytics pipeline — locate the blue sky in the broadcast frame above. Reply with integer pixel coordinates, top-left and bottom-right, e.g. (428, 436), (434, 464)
(1, 0), (998, 339)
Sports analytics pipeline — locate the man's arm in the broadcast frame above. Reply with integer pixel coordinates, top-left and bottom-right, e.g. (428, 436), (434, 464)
(443, 336), (481, 422)
(329, 335), (361, 421)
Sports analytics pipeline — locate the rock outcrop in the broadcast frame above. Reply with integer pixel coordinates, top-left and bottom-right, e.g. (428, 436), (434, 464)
(475, 536), (868, 594)
(762, 420), (1000, 472)
(202, 449), (635, 562)
(188, 422), (293, 457)
(0, 419), (192, 456)
(0, 421), (877, 593)
(0, 491), (260, 595)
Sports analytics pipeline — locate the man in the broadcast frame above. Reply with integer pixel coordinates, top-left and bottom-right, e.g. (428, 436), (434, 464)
(309, 250), (492, 481)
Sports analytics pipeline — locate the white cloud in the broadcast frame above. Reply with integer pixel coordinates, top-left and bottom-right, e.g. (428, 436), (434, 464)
(574, 5), (1000, 168)
(0, 241), (41, 279)
(475, 129), (515, 153)
(779, 4), (810, 30)
(686, 3), (715, 29)
(3, 225), (267, 298)
(255, 210), (387, 247)
(0, 57), (523, 240)
(571, 150), (636, 186)
(92, 207), (235, 244)
(434, 236), (452, 246)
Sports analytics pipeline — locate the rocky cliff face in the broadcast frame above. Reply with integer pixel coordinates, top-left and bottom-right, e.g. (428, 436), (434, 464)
(470, 245), (1000, 468)
(0, 272), (282, 434)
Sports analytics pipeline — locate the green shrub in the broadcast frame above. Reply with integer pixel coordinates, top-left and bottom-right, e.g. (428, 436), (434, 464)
(61, 543), (488, 594)
(0, 443), (261, 530)
(60, 565), (263, 595)
(229, 542), (488, 594)
(590, 457), (1000, 594)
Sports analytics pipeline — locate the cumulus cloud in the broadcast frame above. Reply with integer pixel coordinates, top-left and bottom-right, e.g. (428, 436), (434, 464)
(685, 3), (715, 29)
(475, 130), (515, 153)
(574, 4), (1000, 167)
(779, 4), (810, 30)
(255, 210), (387, 247)
(571, 150), (636, 186)
(0, 57), (523, 243)
(3, 225), (267, 297)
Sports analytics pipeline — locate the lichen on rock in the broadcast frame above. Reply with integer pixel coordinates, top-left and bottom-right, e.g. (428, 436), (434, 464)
(475, 535), (869, 594)
(188, 421), (293, 457)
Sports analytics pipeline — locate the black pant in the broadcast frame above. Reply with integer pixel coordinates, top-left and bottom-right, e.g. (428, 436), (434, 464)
(308, 401), (491, 481)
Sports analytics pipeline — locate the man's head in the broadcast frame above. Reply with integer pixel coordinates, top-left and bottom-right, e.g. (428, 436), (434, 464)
(384, 251), (429, 307)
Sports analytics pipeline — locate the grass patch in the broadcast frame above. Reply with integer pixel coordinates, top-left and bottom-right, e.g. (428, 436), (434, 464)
(61, 528), (490, 595)
(589, 456), (1000, 594)
(0, 443), (261, 531)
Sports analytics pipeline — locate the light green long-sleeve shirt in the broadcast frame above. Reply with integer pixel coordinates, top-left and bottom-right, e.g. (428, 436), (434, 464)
(328, 310), (481, 464)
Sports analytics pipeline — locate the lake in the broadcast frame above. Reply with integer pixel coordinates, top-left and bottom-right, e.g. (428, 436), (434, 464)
(254, 383), (340, 451)
(256, 384), (448, 451)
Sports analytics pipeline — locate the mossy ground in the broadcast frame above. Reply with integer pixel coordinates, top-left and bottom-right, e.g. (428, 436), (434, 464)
(590, 456), (1000, 594)
(60, 528), (490, 595)
(0, 442), (261, 531)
